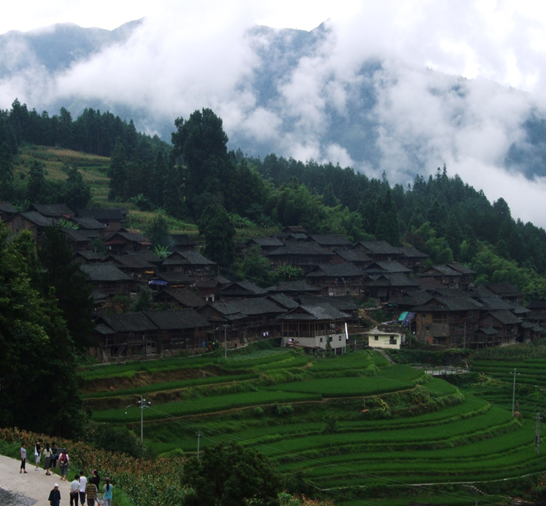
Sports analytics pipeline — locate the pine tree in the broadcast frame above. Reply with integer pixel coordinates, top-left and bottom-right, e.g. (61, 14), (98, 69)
(108, 138), (127, 201)
(0, 142), (14, 200)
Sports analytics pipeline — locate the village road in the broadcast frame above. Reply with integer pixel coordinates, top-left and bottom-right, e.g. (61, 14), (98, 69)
(0, 454), (75, 505)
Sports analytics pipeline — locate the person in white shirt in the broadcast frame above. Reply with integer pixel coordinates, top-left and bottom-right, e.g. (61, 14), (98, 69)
(78, 471), (87, 505)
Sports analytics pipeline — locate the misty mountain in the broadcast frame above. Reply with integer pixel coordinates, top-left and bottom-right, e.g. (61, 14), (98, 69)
(0, 19), (545, 188)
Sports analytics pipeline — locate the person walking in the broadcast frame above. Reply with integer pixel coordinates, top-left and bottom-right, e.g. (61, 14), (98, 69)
(85, 478), (98, 506)
(48, 483), (61, 506)
(70, 474), (80, 506)
(79, 471), (87, 506)
(19, 443), (27, 473)
(43, 443), (53, 475)
(50, 441), (58, 470)
(34, 439), (42, 470)
(58, 448), (69, 480)
(90, 469), (100, 489)
(102, 477), (113, 506)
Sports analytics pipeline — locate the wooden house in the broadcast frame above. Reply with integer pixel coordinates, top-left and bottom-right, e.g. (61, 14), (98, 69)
(3, 211), (57, 241)
(0, 202), (17, 221)
(267, 242), (334, 273)
(30, 203), (75, 219)
(477, 310), (522, 345)
(279, 304), (348, 354)
(80, 263), (136, 296)
(77, 208), (126, 231)
(104, 230), (152, 253)
(305, 263), (363, 296)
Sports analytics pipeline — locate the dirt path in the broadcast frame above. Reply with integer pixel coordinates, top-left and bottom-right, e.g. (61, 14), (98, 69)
(0, 454), (75, 505)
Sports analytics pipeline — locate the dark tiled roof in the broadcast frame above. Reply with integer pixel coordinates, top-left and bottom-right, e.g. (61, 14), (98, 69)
(75, 250), (106, 262)
(415, 277), (444, 290)
(77, 208), (125, 220)
(80, 263), (133, 282)
(365, 273), (419, 288)
(143, 309), (210, 330)
(389, 290), (433, 307)
(247, 237), (284, 248)
(306, 263), (363, 278)
(157, 272), (194, 284)
(105, 231), (152, 245)
(298, 294), (359, 312)
(308, 234), (352, 246)
(178, 250), (216, 266)
(446, 263), (476, 275)
(334, 249), (372, 263)
(30, 203), (74, 217)
(485, 282), (523, 298)
(267, 280), (321, 293)
(126, 250), (162, 264)
(420, 265), (461, 277)
(396, 246), (429, 259)
(17, 211), (58, 227)
(61, 228), (91, 243)
(221, 281), (268, 296)
(226, 297), (287, 316)
(0, 202), (17, 214)
(356, 241), (401, 256)
(279, 304), (348, 321)
(364, 261), (412, 274)
(412, 296), (483, 312)
(267, 242), (334, 257)
(170, 234), (197, 247)
(99, 312), (157, 332)
(477, 297), (515, 311)
(71, 217), (105, 230)
(485, 310), (522, 325)
(106, 254), (154, 269)
(267, 293), (300, 310)
(155, 288), (204, 308)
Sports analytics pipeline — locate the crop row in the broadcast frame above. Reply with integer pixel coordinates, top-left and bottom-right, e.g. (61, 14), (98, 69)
(93, 390), (322, 422)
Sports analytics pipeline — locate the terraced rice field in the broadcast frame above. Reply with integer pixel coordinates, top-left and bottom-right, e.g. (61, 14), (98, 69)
(84, 346), (546, 504)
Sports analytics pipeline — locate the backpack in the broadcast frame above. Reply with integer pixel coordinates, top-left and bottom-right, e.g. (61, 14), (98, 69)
(60, 453), (69, 465)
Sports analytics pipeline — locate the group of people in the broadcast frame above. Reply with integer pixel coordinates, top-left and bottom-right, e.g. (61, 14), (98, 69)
(20, 440), (113, 506)
(49, 470), (113, 506)
(22, 439), (70, 479)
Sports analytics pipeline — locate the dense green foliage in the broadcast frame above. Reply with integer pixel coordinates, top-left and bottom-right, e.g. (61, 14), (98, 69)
(0, 227), (84, 436)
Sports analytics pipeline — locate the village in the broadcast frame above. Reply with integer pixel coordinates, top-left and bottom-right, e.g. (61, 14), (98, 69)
(2, 201), (544, 362)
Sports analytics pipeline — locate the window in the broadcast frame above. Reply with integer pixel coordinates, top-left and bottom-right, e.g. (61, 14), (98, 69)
(319, 337), (323, 343)
(329, 336), (333, 342)
(339, 336), (342, 341)
(389, 337), (397, 345)
(375, 336), (379, 341)
(425, 325), (430, 331)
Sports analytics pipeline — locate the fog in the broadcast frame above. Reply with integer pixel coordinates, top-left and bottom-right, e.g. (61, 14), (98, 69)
(2, 1), (546, 226)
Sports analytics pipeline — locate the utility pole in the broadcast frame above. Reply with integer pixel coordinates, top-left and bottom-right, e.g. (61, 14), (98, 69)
(196, 432), (201, 460)
(136, 396), (151, 443)
(536, 412), (541, 455)
(511, 368), (520, 416)
(223, 324), (230, 360)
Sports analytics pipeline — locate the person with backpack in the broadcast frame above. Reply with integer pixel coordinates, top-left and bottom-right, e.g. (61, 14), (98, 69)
(50, 441), (58, 469)
(58, 448), (69, 480)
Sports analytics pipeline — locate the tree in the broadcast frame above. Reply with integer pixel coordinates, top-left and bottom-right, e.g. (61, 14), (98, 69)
(145, 213), (171, 249)
(171, 108), (231, 218)
(38, 226), (95, 351)
(26, 159), (47, 202)
(64, 166), (91, 209)
(199, 203), (235, 268)
(0, 142), (14, 200)
(0, 227), (84, 436)
(182, 441), (281, 506)
(108, 138), (127, 201)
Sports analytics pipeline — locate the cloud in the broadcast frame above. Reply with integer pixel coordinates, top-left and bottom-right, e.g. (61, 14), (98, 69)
(2, 1), (546, 226)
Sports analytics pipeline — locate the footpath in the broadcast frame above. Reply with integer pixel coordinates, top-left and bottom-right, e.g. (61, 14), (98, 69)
(0, 454), (74, 505)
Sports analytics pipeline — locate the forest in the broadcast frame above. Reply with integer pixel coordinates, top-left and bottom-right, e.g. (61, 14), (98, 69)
(1, 100), (546, 300)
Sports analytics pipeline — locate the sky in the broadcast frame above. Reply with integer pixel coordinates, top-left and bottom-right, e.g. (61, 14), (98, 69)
(2, 0), (546, 226)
